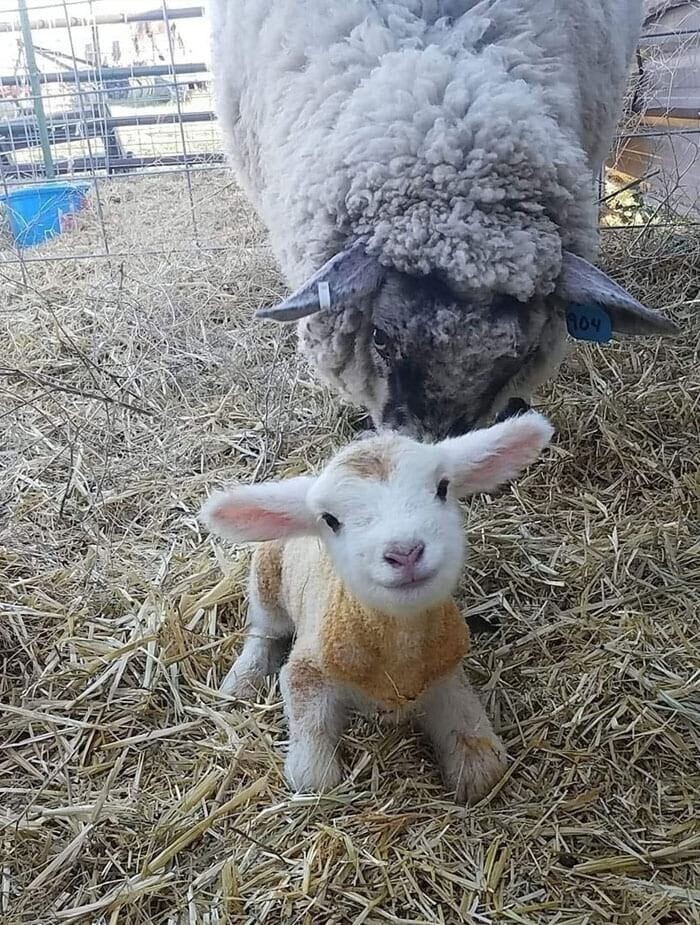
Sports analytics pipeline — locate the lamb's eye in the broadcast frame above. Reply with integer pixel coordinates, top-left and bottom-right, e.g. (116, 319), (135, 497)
(436, 478), (450, 501)
(321, 512), (341, 533)
(372, 326), (391, 357)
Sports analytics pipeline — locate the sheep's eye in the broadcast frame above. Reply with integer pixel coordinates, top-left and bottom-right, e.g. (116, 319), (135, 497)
(372, 326), (391, 357)
(321, 512), (341, 533)
(436, 479), (450, 501)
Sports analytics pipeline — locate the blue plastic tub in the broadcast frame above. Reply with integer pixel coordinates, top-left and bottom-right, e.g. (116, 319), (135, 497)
(1, 182), (90, 248)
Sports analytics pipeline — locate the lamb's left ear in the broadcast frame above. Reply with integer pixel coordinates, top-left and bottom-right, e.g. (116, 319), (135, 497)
(558, 251), (679, 336)
(200, 476), (318, 543)
(441, 412), (554, 496)
(256, 241), (385, 322)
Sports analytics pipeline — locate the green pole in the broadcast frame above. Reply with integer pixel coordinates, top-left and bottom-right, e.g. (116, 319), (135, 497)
(17, 0), (55, 179)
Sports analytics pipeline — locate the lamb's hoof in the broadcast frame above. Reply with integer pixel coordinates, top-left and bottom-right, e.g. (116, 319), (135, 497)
(495, 398), (530, 423)
(443, 734), (508, 805)
(285, 745), (343, 793)
(218, 670), (264, 701)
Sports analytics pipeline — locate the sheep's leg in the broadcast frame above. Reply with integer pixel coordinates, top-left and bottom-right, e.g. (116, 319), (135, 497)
(219, 581), (293, 699)
(496, 397), (531, 422)
(347, 409), (375, 435)
(416, 668), (507, 805)
(280, 654), (347, 792)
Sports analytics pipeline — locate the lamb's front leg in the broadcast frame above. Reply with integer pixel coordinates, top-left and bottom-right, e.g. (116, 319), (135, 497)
(280, 654), (348, 793)
(417, 668), (507, 805)
(219, 583), (293, 699)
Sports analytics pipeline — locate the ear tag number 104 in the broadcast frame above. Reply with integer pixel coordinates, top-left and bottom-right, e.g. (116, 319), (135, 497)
(566, 303), (613, 343)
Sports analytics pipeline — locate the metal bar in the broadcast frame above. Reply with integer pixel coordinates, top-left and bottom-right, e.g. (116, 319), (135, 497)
(642, 109), (700, 121)
(16, 0), (55, 179)
(2, 79), (200, 108)
(0, 111), (215, 143)
(640, 28), (700, 41)
(105, 111), (215, 128)
(619, 127), (700, 139)
(2, 153), (225, 178)
(0, 6), (204, 33)
(0, 62), (209, 85)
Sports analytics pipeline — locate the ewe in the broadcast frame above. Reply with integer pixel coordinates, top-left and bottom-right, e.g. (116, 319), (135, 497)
(209, 0), (677, 438)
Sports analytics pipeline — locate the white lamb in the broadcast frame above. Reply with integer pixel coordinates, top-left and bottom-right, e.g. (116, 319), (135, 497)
(209, 0), (678, 439)
(201, 412), (553, 802)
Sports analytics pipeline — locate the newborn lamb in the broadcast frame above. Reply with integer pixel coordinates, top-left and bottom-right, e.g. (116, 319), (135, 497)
(201, 412), (553, 803)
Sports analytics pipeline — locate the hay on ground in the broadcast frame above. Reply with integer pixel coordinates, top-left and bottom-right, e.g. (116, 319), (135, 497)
(1, 170), (699, 925)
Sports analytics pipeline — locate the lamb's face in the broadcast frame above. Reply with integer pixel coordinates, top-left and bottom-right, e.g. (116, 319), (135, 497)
(361, 274), (560, 439)
(201, 415), (553, 616)
(307, 435), (466, 616)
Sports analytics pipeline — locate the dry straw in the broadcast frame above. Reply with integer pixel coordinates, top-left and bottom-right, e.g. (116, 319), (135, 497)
(1, 171), (699, 924)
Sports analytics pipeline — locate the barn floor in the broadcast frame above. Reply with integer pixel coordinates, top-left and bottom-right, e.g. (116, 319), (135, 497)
(1, 170), (699, 925)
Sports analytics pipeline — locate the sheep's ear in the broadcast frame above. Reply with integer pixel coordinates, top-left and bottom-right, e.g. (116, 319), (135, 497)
(441, 412), (554, 496)
(256, 242), (385, 322)
(558, 251), (679, 336)
(200, 476), (318, 543)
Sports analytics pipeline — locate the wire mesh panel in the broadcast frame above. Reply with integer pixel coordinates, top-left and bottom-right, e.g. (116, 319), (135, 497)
(0, 0), (234, 267)
(605, 2), (700, 229)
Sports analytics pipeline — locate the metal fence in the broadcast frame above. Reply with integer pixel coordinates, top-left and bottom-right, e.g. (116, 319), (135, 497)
(1, 0), (699, 268)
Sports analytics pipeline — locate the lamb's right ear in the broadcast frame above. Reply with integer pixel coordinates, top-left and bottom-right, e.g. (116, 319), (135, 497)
(200, 476), (318, 543)
(256, 241), (385, 322)
(441, 412), (554, 496)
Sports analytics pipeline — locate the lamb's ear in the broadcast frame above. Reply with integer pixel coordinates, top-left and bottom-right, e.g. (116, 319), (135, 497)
(441, 412), (554, 496)
(558, 251), (679, 336)
(200, 476), (318, 543)
(256, 241), (385, 322)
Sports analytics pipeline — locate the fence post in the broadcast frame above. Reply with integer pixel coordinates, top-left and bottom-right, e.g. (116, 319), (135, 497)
(17, 0), (55, 179)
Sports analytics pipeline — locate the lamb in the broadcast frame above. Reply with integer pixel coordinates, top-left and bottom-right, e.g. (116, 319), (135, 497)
(200, 411), (553, 802)
(209, 0), (678, 439)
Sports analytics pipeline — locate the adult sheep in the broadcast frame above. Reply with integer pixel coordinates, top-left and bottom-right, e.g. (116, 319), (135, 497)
(209, 0), (678, 439)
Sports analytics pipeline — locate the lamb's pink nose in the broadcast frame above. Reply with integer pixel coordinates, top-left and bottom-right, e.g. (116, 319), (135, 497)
(384, 542), (425, 570)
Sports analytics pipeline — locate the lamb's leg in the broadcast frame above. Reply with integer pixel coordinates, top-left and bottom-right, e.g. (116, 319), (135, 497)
(416, 668), (507, 805)
(279, 654), (348, 792)
(219, 581), (293, 699)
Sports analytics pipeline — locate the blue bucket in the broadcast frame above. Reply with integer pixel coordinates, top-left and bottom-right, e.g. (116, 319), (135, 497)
(1, 182), (90, 248)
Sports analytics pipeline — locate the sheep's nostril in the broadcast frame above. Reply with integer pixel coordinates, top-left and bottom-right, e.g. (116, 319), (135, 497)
(384, 542), (425, 569)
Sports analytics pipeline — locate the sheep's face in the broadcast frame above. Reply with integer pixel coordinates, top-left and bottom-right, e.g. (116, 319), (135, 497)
(362, 273), (561, 439)
(201, 413), (554, 617)
(295, 271), (564, 440)
(258, 244), (678, 439)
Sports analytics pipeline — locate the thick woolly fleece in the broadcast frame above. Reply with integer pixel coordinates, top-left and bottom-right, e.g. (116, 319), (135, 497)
(209, 0), (643, 300)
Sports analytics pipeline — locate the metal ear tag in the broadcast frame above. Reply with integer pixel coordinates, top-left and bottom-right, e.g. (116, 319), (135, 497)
(566, 303), (613, 343)
(317, 281), (331, 310)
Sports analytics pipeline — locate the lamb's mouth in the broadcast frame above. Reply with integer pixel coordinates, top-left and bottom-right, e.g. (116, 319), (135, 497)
(381, 569), (438, 591)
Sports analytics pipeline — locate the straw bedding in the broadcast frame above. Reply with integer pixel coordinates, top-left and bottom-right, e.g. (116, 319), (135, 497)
(1, 170), (699, 925)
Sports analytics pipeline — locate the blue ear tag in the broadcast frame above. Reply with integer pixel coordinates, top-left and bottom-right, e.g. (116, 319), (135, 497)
(566, 303), (613, 343)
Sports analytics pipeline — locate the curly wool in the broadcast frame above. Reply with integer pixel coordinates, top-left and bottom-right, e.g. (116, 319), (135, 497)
(210, 0), (642, 298)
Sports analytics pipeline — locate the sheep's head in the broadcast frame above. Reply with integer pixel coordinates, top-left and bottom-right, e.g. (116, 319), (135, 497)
(200, 412), (553, 616)
(257, 244), (679, 439)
